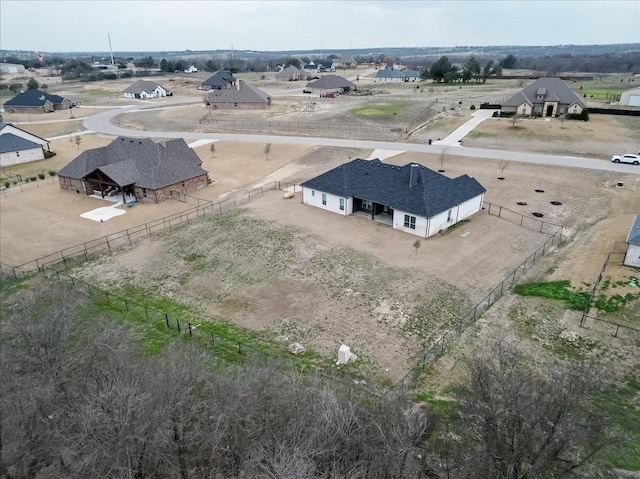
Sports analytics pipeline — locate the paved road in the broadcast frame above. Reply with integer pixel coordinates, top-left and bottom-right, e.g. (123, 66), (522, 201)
(83, 103), (640, 175)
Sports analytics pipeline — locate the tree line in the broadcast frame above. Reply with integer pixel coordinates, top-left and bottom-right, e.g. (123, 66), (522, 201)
(0, 278), (620, 479)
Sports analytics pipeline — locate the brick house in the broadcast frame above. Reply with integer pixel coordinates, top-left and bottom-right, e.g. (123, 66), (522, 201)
(0, 121), (51, 167)
(3, 89), (71, 113)
(58, 137), (209, 203)
(206, 80), (271, 109)
(501, 77), (587, 118)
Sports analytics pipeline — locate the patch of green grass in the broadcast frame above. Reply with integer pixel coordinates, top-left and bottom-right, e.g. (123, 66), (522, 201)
(446, 219), (470, 232)
(417, 390), (461, 416)
(594, 376), (640, 470)
(82, 88), (114, 96)
(594, 292), (640, 313)
(184, 253), (203, 262)
(545, 335), (598, 361)
(349, 102), (409, 117)
(514, 280), (589, 311)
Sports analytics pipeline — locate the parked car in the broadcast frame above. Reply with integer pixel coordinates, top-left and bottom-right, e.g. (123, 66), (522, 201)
(611, 154), (640, 165)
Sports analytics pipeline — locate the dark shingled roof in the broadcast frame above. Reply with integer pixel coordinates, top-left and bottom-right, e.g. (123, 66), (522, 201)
(305, 75), (355, 90)
(503, 77), (587, 108)
(0, 133), (42, 153)
(626, 215), (640, 245)
(207, 80), (270, 104)
(4, 89), (66, 107)
(123, 80), (166, 94)
(58, 137), (207, 190)
(301, 159), (486, 218)
(201, 71), (236, 88)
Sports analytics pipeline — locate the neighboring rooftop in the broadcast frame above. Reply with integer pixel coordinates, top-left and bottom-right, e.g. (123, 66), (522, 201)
(3, 89), (67, 107)
(503, 77), (587, 108)
(58, 137), (207, 190)
(626, 214), (640, 245)
(0, 133), (42, 154)
(201, 70), (236, 88)
(306, 75), (355, 90)
(301, 159), (486, 218)
(123, 80), (166, 94)
(208, 80), (271, 104)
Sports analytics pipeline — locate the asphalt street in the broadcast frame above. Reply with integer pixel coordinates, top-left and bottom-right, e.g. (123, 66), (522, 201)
(82, 103), (640, 175)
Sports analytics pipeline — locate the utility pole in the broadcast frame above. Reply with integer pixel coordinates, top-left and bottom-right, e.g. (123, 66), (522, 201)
(108, 33), (114, 65)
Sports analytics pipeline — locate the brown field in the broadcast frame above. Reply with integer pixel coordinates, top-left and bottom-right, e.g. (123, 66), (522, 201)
(463, 114), (640, 157)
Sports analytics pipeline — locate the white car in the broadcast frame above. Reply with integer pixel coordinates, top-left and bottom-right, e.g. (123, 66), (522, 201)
(611, 154), (640, 165)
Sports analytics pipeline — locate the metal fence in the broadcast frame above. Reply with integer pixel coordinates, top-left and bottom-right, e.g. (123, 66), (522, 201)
(0, 174), (58, 197)
(484, 202), (563, 235)
(579, 250), (640, 340)
(2, 181), (298, 278)
(39, 264), (378, 401)
(383, 210), (564, 400)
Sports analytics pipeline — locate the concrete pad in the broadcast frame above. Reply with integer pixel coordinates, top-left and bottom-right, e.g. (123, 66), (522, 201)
(188, 138), (219, 149)
(80, 201), (126, 222)
(367, 149), (405, 161)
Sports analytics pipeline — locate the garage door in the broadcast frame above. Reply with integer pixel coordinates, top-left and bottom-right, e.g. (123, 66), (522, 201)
(628, 95), (640, 106)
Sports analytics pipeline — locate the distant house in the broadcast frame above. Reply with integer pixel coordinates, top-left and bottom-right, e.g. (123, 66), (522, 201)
(301, 158), (486, 238)
(200, 71), (237, 91)
(624, 215), (640, 268)
(0, 63), (26, 74)
(403, 69), (422, 82)
(275, 65), (303, 81)
(331, 56), (357, 69)
(0, 121), (51, 167)
(3, 89), (71, 113)
(305, 75), (355, 95)
(184, 65), (198, 73)
(501, 77), (587, 118)
(58, 137), (209, 204)
(123, 80), (171, 99)
(375, 66), (406, 83)
(303, 60), (334, 73)
(619, 87), (640, 107)
(206, 81), (271, 109)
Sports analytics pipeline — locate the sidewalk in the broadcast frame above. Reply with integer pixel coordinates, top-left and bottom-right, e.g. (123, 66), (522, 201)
(432, 109), (498, 147)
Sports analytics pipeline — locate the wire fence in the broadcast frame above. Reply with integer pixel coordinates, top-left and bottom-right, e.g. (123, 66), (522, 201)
(1, 181), (298, 278)
(0, 174), (58, 197)
(579, 250), (640, 341)
(382, 208), (564, 400)
(199, 117), (402, 134)
(39, 264), (378, 401)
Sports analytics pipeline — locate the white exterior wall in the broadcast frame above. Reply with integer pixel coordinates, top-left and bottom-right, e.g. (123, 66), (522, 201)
(0, 125), (48, 146)
(426, 194), (484, 237)
(123, 92), (136, 99)
(624, 244), (640, 268)
(0, 146), (44, 167)
(620, 88), (640, 105)
(375, 76), (404, 83)
(302, 187), (351, 216)
(568, 102), (583, 114)
(516, 102), (531, 116)
(392, 209), (428, 238)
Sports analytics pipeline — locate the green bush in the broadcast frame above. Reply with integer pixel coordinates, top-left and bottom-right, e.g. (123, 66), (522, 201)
(37, 172), (45, 180)
(470, 104), (476, 110)
(48, 170), (57, 177)
(498, 111), (515, 118)
(3, 181), (10, 189)
(44, 150), (56, 158)
(567, 110), (589, 121)
(103, 72), (117, 80)
(24, 178), (30, 183)
(29, 176), (37, 182)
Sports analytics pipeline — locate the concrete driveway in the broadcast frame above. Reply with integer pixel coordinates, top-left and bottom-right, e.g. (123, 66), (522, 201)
(432, 109), (498, 147)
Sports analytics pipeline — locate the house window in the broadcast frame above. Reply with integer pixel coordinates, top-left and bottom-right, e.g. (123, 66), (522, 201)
(322, 193), (327, 205)
(311, 190), (315, 197)
(447, 209), (452, 222)
(522, 107), (527, 115)
(404, 214), (416, 230)
(559, 107), (566, 115)
(143, 188), (147, 198)
(339, 198), (345, 211)
(361, 199), (373, 211)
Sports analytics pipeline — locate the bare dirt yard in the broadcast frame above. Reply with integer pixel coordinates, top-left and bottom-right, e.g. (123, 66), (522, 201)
(464, 114), (640, 158)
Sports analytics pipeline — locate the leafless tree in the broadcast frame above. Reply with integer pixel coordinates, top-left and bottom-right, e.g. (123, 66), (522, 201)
(444, 337), (611, 479)
(413, 239), (422, 256)
(210, 143), (216, 157)
(74, 135), (82, 149)
(499, 161), (508, 178)
(264, 143), (272, 160)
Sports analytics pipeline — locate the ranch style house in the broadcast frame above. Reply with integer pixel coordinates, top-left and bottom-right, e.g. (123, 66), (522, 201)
(200, 71), (237, 91)
(501, 77), (587, 118)
(58, 137), (209, 204)
(3, 89), (71, 113)
(0, 121), (51, 167)
(123, 80), (171, 99)
(206, 80), (271, 109)
(301, 159), (486, 238)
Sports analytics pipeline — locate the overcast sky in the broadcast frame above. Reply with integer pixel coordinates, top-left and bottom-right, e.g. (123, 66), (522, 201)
(1, 1), (639, 53)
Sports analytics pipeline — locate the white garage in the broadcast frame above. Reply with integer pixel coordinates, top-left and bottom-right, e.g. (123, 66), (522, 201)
(619, 87), (640, 107)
